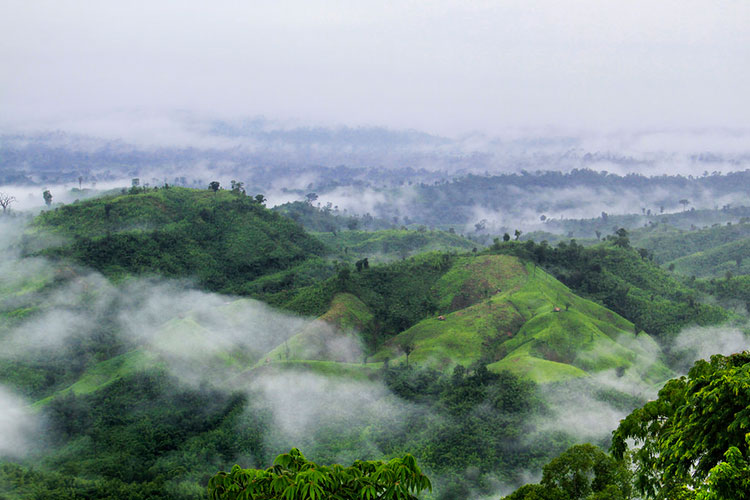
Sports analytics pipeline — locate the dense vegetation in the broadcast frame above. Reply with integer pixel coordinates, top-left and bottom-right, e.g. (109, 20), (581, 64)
(1, 184), (748, 499)
(612, 351), (750, 499)
(208, 449), (432, 500)
(503, 352), (750, 499)
(488, 237), (728, 341)
(31, 187), (327, 295)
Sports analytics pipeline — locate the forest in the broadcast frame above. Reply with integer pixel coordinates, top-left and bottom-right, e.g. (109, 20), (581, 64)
(0, 182), (748, 500)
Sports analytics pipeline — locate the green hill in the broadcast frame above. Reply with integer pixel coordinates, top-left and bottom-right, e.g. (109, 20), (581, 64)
(255, 254), (672, 386)
(29, 187), (326, 294)
(488, 239), (729, 340)
(667, 237), (750, 278)
(372, 261), (670, 385)
(630, 220), (750, 265)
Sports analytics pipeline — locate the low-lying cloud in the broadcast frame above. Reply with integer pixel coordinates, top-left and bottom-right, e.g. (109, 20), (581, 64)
(0, 386), (38, 458)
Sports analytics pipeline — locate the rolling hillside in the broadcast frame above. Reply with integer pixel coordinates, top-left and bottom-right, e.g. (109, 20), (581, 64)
(256, 254), (672, 386)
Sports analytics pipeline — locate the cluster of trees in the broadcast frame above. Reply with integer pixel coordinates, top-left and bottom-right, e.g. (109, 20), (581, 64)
(612, 351), (750, 499)
(505, 352), (750, 499)
(208, 449), (431, 500)
(273, 200), (392, 233)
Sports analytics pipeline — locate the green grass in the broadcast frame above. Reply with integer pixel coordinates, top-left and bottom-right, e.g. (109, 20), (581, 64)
(368, 260), (672, 385)
(32, 350), (149, 408)
(432, 254), (528, 312)
(488, 346), (588, 384)
(261, 293), (372, 365)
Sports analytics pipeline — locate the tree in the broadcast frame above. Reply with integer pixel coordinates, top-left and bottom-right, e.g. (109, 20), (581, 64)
(612, 228), (630, 248)
(679, 199), (690, 211)
(503, 232), (511, 242)
(514, 229), (522, 241)
(208, 448), (431, 500)
(611, 352), (750, 498)
(255, 194), (266, 205)
(209, 181), (220, 192)
(402, 342), (414, 366)
(305, 192), (318, 204)
(504, 444), (632, 500)
(43, 189), (53, 206)
(0, 192), (16, 213)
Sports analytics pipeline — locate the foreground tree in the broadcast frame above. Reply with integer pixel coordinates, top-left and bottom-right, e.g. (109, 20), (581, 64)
(208, 448), (431, 500)
(612, 352), (750, 498)
(503, 444), (632, 500)
(43, 189), (53, 206)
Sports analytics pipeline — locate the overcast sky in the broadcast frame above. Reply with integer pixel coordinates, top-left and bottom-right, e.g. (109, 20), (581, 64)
(2, 0), (749, 136)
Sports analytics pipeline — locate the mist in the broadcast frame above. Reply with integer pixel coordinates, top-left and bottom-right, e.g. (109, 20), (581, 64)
(2, 210), (749, 497)
(0, 386), (38, 458)
(670, 326), (750, 373)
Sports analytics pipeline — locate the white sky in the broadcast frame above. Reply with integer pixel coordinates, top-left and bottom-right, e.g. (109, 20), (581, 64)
(2, 0), (749, 136)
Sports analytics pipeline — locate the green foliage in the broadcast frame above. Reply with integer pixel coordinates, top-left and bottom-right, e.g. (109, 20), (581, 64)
(668, 237), (750, 278)
(697, 437), (750, 500)
(30, 187), (326, 295)
(631, 219), (750, 265)
(207, 448), (431, 500)
(504, 444), (632, 500)
(611, 352), (750, 498)
(314, 229), (475, 263)
(282, 252), (456, 350)
(377, 364), (556, 493)
(489, 239), (728, 340)
(273, 200), (389, 233)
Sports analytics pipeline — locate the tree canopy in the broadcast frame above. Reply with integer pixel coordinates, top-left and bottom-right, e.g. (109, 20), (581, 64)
(503, 444), (632, 500)
(611, 351), (750, 499)
(207, 448), (431, 500)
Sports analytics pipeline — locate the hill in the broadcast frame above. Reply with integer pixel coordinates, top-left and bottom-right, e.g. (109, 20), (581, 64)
(487, 238), (729, 341)
(629, 219), (750, 265)
(667, 237), (750, 278)
(257, 254), (671, 385)
(29, 187), (327, 294)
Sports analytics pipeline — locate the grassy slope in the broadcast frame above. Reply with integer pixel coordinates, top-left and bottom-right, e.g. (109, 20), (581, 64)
(260, 293), (372, 364)
(373, 261), (670, 384)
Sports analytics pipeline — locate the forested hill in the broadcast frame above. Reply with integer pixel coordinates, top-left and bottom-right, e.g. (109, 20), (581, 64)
(0, 186), (739, 499)
(29, 186), (326, 294)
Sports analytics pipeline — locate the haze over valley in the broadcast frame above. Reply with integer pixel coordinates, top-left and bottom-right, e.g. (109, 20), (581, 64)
(1, 2), (750, 499)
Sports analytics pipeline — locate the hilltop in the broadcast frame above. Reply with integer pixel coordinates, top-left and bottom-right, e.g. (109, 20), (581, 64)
(29, 186), (326, 295)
